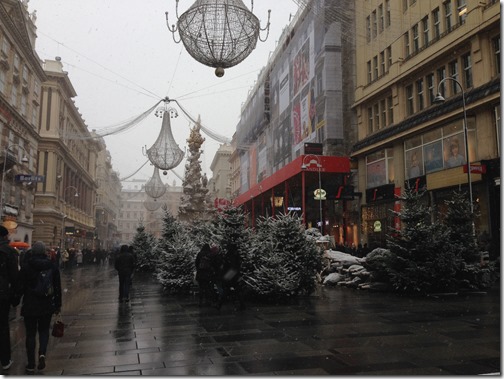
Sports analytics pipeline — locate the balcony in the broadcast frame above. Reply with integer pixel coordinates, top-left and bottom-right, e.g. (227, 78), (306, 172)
(0, 150), (17, 172)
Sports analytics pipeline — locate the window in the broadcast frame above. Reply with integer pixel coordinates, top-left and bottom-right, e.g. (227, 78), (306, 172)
(34, 79), (40, 97)
(412, 24), (419, 53)
(13, 54), (20, 72)
(0, 70), (5, 94)
(432, 8), (441, 40)
(31, 104), (38, 126)
(372, 10), (377, 38)
(406, 84), (414, 115)
(493, 36), (500, 75)
(366, 149), (394, 188)
(422, 17), (429, 47)
(366, 16), (371, 42)
(449, 60), (459, 93)
(387, 46), (392, 69)
(444, 1), (452, 31)
(22, 65), (28, 83)
(20, 93), (27, 116)
(416, 79), (424, 111)
(1, 38), (9, 57)
(404, 31), (410, 57)
(368, 107), (373, 134)
(437, 66), (446, 96)
(457, 0), (467, 24)
(462, 53), (472, 88)
(385, 0), (391, 27)
(374, 103), (380, 130)
(373, 56), (378, 80)
(367, 60), (372, 83)
(380, 51), (385, 76)
(381, 99), (387, 128)
(387, 95), (394, 125)
(403, 0), (408, 12)
(10, 83), (17, 106)
(378, 5), (384, 33)
(426, 73), (435, 105)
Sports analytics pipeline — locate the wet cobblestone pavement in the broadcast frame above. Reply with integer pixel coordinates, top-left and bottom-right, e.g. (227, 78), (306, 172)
(3, 264), (500, 375)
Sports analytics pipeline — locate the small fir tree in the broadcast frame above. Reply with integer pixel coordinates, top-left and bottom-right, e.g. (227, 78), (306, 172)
(385, 188), (461, 294)
(131, 225), (158, 272)
(244, 213), (322, 299)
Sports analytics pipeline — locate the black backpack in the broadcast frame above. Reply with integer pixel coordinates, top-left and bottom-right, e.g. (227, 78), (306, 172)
(30, 268), (54, 297)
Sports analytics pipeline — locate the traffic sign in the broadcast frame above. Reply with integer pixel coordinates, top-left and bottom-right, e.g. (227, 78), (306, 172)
(15, 174), (45, 183)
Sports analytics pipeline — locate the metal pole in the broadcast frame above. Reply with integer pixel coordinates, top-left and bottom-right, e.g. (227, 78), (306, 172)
(436, 77), (475, 240)
(0, 146), (7, 220)
(318, 165), (323, 235)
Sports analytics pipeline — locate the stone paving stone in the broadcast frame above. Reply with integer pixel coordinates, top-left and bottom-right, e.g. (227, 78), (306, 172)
(6, 265), (500, 375)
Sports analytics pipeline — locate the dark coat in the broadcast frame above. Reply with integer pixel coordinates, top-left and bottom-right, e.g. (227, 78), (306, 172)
(18, 252), (62, 317)
(114, 251), (135, 276)
(0, 239), (19, 302)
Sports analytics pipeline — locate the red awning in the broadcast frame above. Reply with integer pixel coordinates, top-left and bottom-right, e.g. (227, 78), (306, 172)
(233, 155), (350, 206)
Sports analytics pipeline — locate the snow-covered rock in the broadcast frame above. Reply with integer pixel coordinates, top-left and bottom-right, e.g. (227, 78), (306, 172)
(323, 272), (343, 285)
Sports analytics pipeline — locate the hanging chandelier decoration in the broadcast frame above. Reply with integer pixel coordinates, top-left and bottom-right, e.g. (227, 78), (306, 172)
(144, 166), (167, 199)
(145, 104), (185, 175)
(143, 198), (162, 212)
(166, 0), (271, 77)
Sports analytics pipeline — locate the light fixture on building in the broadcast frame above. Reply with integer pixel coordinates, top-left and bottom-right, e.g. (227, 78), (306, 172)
(166, 0), (271, 77)
(144, 166), (167, 198)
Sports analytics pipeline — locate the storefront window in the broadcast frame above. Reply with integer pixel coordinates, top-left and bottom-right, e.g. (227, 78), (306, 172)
(366, 149), (393, 188)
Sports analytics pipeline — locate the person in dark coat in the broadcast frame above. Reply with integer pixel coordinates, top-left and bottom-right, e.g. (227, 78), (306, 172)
(216, 243), (245, 311)
(195, 243), (215, 306)
(114, 244), (135, 302)
(18, 241), (62, 373)
(0, 225), (19, 371)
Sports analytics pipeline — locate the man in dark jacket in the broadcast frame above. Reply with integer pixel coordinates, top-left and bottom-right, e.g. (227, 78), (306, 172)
(18, 241), (62, 373)
(0, 225), (19, 371)
(114, 244), (135, 302)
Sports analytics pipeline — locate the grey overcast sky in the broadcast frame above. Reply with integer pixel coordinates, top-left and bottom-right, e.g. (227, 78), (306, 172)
(28, 0), (300, 186)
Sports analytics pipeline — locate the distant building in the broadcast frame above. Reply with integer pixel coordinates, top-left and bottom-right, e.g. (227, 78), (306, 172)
(208, 143), (232, 207)
(118, 179), (182, 244)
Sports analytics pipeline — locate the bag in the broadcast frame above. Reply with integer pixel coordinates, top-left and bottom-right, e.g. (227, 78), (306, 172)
(51, 315), (64, 338)
(31, 268), (54, 297)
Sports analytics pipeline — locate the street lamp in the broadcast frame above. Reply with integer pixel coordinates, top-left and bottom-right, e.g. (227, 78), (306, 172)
(61, 186), (79, 250)
(433, 77), (475, 240)
(0, 143), (30, 219)
(301, 155), (323, 235)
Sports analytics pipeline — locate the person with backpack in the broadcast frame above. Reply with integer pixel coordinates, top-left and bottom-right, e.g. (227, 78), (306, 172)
(195, 243), (216, 307)
(0, 225), (20, 372)
(18, 241), (62, 374)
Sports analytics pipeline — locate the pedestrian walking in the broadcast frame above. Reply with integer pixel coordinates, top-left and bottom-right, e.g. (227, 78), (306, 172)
(18, 241), (62, 374)
(216, 243), (245, 311)
(0, 225), (20, 372)
(114, 244), (135, 302)
(195, 243), (216, 306)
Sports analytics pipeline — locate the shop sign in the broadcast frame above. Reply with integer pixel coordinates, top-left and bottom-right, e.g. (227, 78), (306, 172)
(373, 220), (382, 232)
(313, 188), (326, 200)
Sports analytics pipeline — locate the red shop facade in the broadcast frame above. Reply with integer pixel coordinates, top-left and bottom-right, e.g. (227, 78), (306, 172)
(233, 155), (359, 247)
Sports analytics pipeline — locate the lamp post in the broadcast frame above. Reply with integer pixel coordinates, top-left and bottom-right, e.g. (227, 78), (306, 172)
(301, 155), (323, 235)
(433, 77), (475, 240)
(0, 143), (29, 220)
(61, 186), (79, 250)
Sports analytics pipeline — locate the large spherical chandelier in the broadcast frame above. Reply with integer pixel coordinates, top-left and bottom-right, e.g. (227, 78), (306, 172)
(166, 0), (271, 77)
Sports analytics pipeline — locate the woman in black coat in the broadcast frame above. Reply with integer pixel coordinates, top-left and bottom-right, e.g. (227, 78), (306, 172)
(18, 241), (62, 373)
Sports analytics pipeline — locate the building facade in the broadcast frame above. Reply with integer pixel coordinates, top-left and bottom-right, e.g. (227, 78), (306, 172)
(32, 58), (101, 249)
(0, 0), (45, 244)
(232, 0), (358, 246)
(208, 143), (232, 209)
(351, 0), (500, 253)
(118, 179), (182, 244)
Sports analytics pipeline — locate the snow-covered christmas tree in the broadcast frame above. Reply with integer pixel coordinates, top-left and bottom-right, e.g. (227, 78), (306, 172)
(178, 116), (213, 223)
(131, 224), (158, 272)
